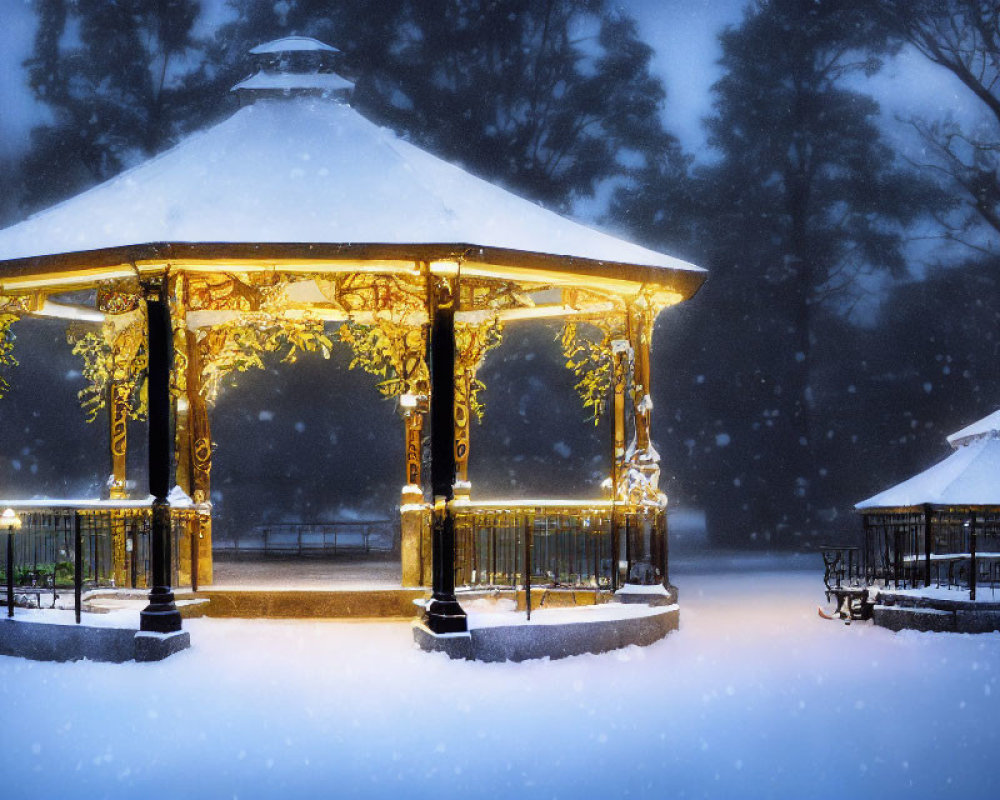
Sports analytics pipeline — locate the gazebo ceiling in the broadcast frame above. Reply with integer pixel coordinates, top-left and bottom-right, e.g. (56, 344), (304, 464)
(0, 97), (704, 305)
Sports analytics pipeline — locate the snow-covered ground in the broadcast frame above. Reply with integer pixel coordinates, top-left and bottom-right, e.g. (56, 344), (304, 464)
(3, 563), (999, 799)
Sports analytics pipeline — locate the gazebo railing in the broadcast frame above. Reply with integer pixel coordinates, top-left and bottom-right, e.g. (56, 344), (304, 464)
(861, 509), (1000, 593)
(0, 501), (203, 591)
(452, 500), (667, 590)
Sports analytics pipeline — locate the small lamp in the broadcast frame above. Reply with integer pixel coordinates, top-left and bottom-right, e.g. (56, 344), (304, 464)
(3, 508), (22, 619)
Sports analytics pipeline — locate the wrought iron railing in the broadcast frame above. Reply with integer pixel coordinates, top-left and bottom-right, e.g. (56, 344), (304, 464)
(855, 509), (1000, 596)
(452, 500), (667, 591)
(0, 501), (203, 590)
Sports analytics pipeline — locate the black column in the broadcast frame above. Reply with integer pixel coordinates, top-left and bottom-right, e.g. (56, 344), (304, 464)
(140, 288), (183, 633)
(6, 531), (13, 618)
(423, 277), (467, 634)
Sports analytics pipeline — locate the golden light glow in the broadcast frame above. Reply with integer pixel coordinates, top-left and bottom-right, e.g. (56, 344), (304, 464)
(0, 238), (702, 591)
(1, 508), (22, 531)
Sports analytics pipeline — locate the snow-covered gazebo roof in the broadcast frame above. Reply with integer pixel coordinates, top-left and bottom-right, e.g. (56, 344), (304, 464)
(0, 41), (704, 300)
(249, 36), (339, 54)
(857, 410), (1000, 510)
(946, 408), (1000, 449)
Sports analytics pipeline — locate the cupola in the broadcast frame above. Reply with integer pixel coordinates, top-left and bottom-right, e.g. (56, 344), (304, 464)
(231, 36), (354, 106)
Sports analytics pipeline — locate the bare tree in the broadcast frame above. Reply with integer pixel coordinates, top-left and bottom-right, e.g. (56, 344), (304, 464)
(879, 1), (1000, 248)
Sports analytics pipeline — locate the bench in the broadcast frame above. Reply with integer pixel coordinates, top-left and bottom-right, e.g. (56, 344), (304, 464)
(826, 586), (874, 620)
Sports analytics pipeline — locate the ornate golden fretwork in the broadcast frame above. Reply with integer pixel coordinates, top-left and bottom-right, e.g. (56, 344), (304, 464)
(188, 330), (213, 503)
(620, 299), (661, 506)
(451, 318), (503, 485)
(611, 337), (629, 496)
(455, 317), (503, 422)
(459, 279), (534, 314)
(97, 281), (142, 314)
(332, 274), (426, 319)
(185, 272), (278, 313)
(405, 412), (423, 487)
(108, 381), (129, 498)
(0, 295), (29, 315)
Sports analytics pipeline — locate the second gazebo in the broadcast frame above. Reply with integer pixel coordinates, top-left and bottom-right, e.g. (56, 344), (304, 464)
(856, 409), (1000, 593)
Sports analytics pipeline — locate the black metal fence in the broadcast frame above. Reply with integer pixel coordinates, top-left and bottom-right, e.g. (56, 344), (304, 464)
(1, 505), (200, 590)
(860, 508), (1000, 595)
(453, 502), (668, 590)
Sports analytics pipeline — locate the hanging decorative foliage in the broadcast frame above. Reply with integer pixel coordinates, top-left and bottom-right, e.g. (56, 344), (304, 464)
(199, 316), (334, 403)
(339, 318), (428, 399)
(560, 321), (614, 424)
(68, 315), (148, 423)
(0, 313), (17, 399)
(456, 317), (503, 422)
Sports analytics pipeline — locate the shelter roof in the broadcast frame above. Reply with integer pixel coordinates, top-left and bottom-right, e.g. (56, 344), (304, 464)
(855, 435), (1000, 510)
(947, 409), (1000, 449)
(0, 96), (703, 296)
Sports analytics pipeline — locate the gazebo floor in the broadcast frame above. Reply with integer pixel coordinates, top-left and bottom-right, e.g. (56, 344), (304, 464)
(80, 557), (423, 619)
(210, 556), (403, 591)
(188, 587), (428, 619)
(82, 557), (624, 620)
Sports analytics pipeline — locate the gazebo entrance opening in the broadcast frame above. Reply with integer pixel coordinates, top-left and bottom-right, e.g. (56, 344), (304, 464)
(207, 339), (403, 574)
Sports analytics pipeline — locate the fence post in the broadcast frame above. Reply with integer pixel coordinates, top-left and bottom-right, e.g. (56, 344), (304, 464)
(624, 514), (633, 584)
(970, 513), (978, 602)
(893, 529), (901, 590)
(921, 504), (932, 588)
(523, 515), (532, 621)
(191, 515), (199, 593)
(6, 528), (13, 619)
(659, 509), (669, 588)
(130, 522), (137, 589)
(611, 508), (620, 591)
(490, 515), (497, 586)
(74, 512), (82, 625)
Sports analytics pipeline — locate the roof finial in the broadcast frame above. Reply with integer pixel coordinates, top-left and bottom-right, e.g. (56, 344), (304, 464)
(232, 36), (354, 106)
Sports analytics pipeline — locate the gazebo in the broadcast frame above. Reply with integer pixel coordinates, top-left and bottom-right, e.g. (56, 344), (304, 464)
(855, 409), (1000, 596)
(0, 38), (705, 638)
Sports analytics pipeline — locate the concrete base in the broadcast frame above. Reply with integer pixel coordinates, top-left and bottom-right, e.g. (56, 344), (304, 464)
(412, 623), (473, 659)
(873, 604), (1000, 634)
(413, 603), (679, 662)
(873, 605), (956, 633)
(193, 588), (429, 618)
(134, 630), (191, 661)
(873, 590), (1000, 633)
(615, 583), (678, 606)
(0, 618), (190, 663)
